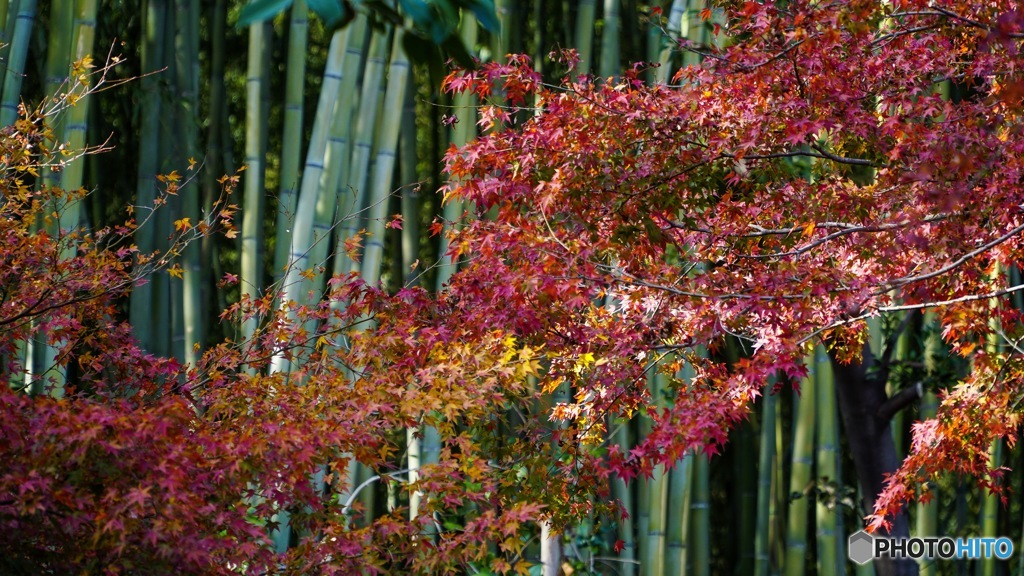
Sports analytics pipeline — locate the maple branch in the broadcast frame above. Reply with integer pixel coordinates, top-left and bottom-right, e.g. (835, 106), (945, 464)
(719, 148), (880, 168)
(732, 40), (806, 72)
(800, 283), (1024, 345)
(341, 468), (411, 516)
(809, 143), (879, 167)
(922, 7), (1024, 38)
(872, 24), (944, 48)
(885, 222), (1024, 289)
(877, 381), (923, 423)
(716, 213), (949, 259)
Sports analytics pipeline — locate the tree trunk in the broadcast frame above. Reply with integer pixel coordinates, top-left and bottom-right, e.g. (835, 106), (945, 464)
(830, 343), (919, 576)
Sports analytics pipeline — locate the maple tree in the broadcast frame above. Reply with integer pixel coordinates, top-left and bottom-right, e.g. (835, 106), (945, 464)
(438, 0), (1024, 574)
(3, 0), (1024, 574)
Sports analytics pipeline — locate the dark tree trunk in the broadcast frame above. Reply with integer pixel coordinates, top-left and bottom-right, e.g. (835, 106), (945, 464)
(831, 342), (919, 576)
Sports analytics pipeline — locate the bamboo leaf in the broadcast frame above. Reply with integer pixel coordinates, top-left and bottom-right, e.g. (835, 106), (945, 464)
(460, 0), (498, 33)
(306, 0), (346, 27)
(398, 0), (431, 26)
(237, 0), (292, 27)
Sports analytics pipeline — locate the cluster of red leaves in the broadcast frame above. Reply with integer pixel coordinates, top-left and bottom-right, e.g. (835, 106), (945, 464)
(440, 0), (1024, 530)
(0, 106), (562, 570)
(6, 0), (1024, 571)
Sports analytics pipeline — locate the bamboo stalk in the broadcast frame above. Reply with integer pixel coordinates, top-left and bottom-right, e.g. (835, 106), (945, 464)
(272, 0), (309, 287)
(359, 29), (409, 286)
(613, 415), (637, 575)
(201, 0), (227, 331)
(690, 452), (710, 576)
(334, 27), (387, 278)
(783, 352), (817, 576)
(399, 69), (424, 521)
(270, 28), (349, 374)
(599, 0), (620, 79)
(915, 391), (938, 576)
(734, 399), (757, 573)
(0, 0), (15, 95)
(573, 0), (596, 74)
(980, 290), (1002, 576)
(129, 0), (167, 352)
(240, 21), (271, 344)
(665, 451), (692, 576)
(754, 381), (776, 576)
(32, 0), (88, 397)
(645, 371), (669, 576)
(916, 309), (941, 576)
(656, 0), (685, 85)
(173, 0), (201, 366)
(0, 0), (35, 126)
(492, 0), (516, 62)
(773, 386), (787, 574)
(151, 8), (177, 359)
(40, 0), (72, 193)
(814, 345), (839, 575)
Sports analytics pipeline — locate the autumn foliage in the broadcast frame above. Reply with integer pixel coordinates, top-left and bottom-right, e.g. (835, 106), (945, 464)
(3, 0), (1024, 573)
(439, 0), (1024, 532)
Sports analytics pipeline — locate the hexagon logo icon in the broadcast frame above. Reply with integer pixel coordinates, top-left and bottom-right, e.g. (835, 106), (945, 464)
(849, 530), (874, 565)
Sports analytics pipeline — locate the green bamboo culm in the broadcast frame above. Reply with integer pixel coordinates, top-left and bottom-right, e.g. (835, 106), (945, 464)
(915, 391), (938, 576)
(129, 0), (168, 352)
(599, 0), (620, 79)
(0, 0), (14, 93)
(612, 414), (636, 575)
(754, 381), (777, 576)
(783, 352), (817, 576)
(165, 0), (185, 365)
(814, 345), (839, 575)
(665, 450), (692, 576)
(398, 79), (420, 287)
(319, 14), (368, 280)
(680, 0), (703, 70)
(690, 452), (710, 576)
(491, 0), (516, 64)
(666, 353), (698, 576)
(890, 320), (912, 455)
(358, 29), (408, 286)
(399, 76), (424, 520)
(0, 0), (35, 126)
(32, 0), (98, 398)
(271, 27), (351, 377)
(334, 26), (387, 279)
(980, 289), (1003, 576)
(916, 310), (941, 576)
(202, 0), (229, 322)
(39, 0), (72, 193)
(272, 0), (309, 287)
(573, 0), (595, 74)
(644, 371), (670, 576)
(240, 21), (271, 344)
(173, 0), (202, 366)
(656, 0), (686, 85)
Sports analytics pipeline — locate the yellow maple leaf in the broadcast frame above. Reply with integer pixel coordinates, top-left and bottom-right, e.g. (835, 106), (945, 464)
(801, 221), (816, 238)
(541, 378), (564, 394)
(173, 217), (191, 232)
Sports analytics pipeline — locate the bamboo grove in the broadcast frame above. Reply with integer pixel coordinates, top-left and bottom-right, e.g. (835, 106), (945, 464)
(3, 1), (1024, 575)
